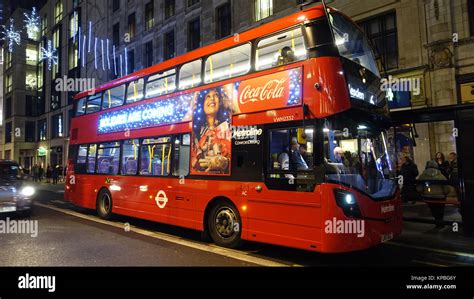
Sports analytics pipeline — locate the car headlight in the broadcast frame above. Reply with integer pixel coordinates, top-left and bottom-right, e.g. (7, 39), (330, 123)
(20, 186), (35, 197)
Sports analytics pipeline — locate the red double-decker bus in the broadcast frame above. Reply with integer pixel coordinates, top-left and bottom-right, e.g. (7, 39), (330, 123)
(65, 4), (402, 253)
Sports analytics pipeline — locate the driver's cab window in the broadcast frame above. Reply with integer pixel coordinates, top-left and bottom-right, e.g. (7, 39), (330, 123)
(269, 127), (314, 178)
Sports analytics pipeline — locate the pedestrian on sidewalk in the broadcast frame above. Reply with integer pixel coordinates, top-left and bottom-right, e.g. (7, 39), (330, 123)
(46, 165), (52, 183)
(52, 165), (59, 185)
(38, 166), (44, 182)
(400, 156), (419, 203)
(32, 164), (39, 182)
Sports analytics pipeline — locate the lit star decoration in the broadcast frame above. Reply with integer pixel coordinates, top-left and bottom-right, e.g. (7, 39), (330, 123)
(97, 95), (193, 134)
(24, 7), (40, 40)
(41, 40), (58, 70)
(2, 19), (21, 53)
(287, 68), (302, 105)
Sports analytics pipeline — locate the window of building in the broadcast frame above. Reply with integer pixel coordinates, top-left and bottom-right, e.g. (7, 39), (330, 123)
(6, 74), (12, 93)
(113, 0), (120, 11)
(86, 93), (102, 114)
(102, 85), (125, 110)
(126, 79), (145, 103)
(69, 10), (80, 39)
(54, 0), (63, 24)
(172, 134), (190, 176)
(164, 30), (175, 60)
(38, 119), (47, 141)
(187, 0), (200, 7)
(140, 137), (172, 176)
(358, 12), (398, 71)
(5, 51), (12, 69)
(165, 0), (175, 19)
(41, 15), (48, 36)
(146, 69), (176, 98)
(52, 113), (63, 138)
(26, 70), (37, 90)
(69, 41), (78, 70)
(121, 139), (139, 175)
(25, 121), (35, 142)
(26, 43), (38, 65)
(145, 40), (153, 67)
(37, 90), (45, 115)
(87, 144), (97, 173)
(25, 95), (35, 116)
(97, 142), (120, 175)
(5, 97), (12, 119)
(255, 0), (273, 21)
(5, 122), (12, 144)
(113, 23), (120, 46)
(128, 13), (136, 39)
(256, 27), (306, 70)
(216, 3), (231, 39)
(205, 43), (251, 83)
(52, 26), (61, 76)
(38, 61), (44, 88)
(187, 18), (201, 51)
(51, 89), (60, 110)
(145, 1), (154, 31)
(179, 60), (201, 90)
(469, 0), (474, 36)
(127, 49), (135, 74)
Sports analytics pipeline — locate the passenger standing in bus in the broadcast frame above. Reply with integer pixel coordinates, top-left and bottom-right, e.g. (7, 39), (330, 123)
(192, 88), (232, 174)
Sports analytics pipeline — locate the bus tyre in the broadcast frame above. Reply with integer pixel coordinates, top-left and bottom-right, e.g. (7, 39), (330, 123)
(97, 189), (113, 220)
(208, 201), (242, 248)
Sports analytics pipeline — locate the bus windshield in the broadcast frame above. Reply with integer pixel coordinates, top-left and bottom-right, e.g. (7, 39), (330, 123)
(323, 118), (397, 200)
(329, 12), (380, 77)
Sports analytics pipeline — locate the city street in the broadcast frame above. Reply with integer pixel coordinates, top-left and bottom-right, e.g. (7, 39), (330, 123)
(1, 182), (473, 267)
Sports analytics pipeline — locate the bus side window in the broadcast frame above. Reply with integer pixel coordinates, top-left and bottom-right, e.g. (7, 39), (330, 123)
(87, 144), (97, 174)
(204, 43), (251, 83)
(172, 134), (190, 177)
(126, 79), (145, 103)
(256, 28), (307, 71)
(140, 138), (172, 176)
(75, 145), (88, 174)
(97, 142), (121, 175)
(121, 139), (139, 175)
(179, 60), (202, 90)
(102, 85), (126, 110)
(86, 94), (102, 114)
(76, 98), (86, 116)
(145, 69), (176, 99)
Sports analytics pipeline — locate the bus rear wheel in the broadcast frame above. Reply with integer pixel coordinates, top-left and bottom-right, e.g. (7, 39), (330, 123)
(208, 201), (242, 248)
(97, 189), (113, 220)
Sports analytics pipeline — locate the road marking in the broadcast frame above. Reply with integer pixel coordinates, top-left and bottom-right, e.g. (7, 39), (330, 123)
(387, 241), (474, 259)
(35, 202), (296, 267)
(411, 260), (448, 267)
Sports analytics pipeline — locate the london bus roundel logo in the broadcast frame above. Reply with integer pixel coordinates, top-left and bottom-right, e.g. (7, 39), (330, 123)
(155, 190), (168, 209)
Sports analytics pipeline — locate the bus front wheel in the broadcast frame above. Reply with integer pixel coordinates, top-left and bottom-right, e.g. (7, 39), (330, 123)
(97, 189), (113, 220)
(208, 201), (242, 248)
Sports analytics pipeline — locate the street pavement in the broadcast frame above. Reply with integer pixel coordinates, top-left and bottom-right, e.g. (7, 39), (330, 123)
(1, 182), (474, 267)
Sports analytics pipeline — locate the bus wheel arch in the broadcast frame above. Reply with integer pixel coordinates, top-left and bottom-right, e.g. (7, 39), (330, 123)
(96, 187), (113, 220)
(204, 196), (243, 249)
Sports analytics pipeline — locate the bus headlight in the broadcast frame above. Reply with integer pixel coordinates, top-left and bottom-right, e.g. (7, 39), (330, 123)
(20, 186), (35, 197)
(334, 189), (361, 218)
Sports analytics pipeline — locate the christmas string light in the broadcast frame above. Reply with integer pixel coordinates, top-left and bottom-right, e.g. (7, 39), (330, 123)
(24, 7), (40, 40)
(2, 19), (21, 53)
(41, 40), (58, 70)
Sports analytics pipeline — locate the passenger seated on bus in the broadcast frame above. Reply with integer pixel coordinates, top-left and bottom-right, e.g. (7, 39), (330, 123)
(278, 138), (308, 171)
(333, 147), (345, 164)
(276, 46), (296, 66)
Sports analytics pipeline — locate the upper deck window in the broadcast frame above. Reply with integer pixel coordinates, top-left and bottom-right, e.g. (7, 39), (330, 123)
(179, 60), (202, 90)
(86, 94), (102, 114)
(76, 97), (86, 116)
(145, 69), (176, 99)
(256, 27), (307, 70)
(103, 85), (126, 110)
(126, 79), (145, 103)
(204, 44), (251, 83)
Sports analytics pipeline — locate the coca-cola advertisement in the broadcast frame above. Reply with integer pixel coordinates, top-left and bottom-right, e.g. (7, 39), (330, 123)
(234, 67), (302, 114)
(191, 85), (233, 176)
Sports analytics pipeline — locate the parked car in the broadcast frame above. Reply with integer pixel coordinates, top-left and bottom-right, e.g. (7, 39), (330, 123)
(0, 160), (35, 216)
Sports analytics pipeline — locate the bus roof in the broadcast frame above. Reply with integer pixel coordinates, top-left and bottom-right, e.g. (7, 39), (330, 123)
(74, 4), (329, 100)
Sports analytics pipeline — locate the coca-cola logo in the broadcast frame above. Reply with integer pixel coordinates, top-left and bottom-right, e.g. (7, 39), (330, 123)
(239, 78), (288, 105)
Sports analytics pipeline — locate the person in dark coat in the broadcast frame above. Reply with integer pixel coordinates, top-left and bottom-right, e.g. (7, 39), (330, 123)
(400, 156), (419, 203)
(435, 152), (450, 179)
(52, 165), (59, 185)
